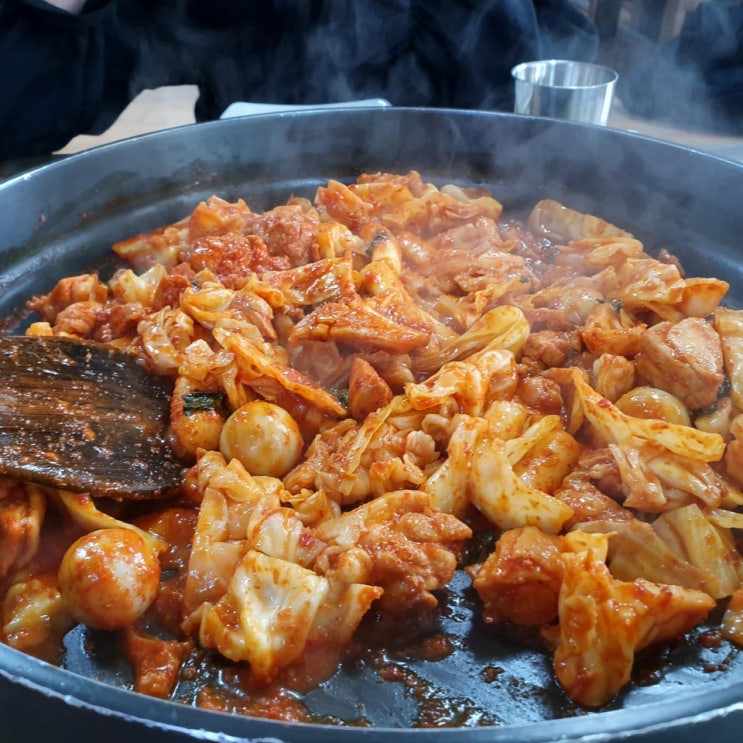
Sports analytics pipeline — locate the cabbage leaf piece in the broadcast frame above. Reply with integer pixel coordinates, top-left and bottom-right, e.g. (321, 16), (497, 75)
(572, 370), (725, 462)
(425, 414), (574, 533)
(554, 549), (715, 708)
(180, 452), (285, 631)
(528, 200), (632, 243)
(56, 491), (167, 555)
(2, 575), (75, 654)
(198, 549), (381, 685)
(609, 443), (727, 512)
(109, 263), (167, 306)
(214, 327), (346, 418)
(406, 348), (518, 418)
(577, 518), (725, 597)
(412, 305), (530, 375)
(652, 503), (743, 598)
(0, 479), (47, 581)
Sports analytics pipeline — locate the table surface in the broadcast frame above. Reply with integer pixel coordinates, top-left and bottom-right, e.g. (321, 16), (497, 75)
(54, 84), (743, 165)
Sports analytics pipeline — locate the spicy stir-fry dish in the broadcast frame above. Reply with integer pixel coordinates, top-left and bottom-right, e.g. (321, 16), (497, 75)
(2, 170), (743, 722)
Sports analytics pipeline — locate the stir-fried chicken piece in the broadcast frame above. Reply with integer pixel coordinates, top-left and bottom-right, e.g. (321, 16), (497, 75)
(635, 317), (724, 410)
(186, 233), (291, 287)
(715, 307), (743, 410)
(313, 490), (471, 612)
(554, 471), (631, 529)
(521, 329), (582, 369)
(241, 203), (320, 267)
(27, 273), (109, 324)
(347, 357), (393, 421)
(122, 627), (193, 698)
(468, 527), (599, 627)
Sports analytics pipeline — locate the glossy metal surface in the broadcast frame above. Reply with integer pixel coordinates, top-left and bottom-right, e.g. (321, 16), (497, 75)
(512, 60), (618, 125)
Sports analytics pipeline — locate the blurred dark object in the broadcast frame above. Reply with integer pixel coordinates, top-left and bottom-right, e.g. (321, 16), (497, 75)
(0, 0), (119, 160)
(610, 0), (743, 135)
(592, 0), (623, 39)
(0, 0), (597, 162)
(0, 155), (62, 181)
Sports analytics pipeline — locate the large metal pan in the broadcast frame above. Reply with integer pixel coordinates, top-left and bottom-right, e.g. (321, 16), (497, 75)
(1, 108), (743, 742)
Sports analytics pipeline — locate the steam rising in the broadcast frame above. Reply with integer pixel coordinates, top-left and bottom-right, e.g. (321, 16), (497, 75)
(610, 1), (743, 135)
(118, 0), (741, 136)
(115, 0), (598, 120)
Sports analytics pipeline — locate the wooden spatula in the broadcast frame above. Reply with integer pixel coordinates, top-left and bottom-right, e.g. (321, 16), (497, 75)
(0, 335), (188, 498)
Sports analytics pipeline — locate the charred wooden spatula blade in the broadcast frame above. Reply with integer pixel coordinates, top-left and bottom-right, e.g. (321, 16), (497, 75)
(0, 336), (187, 497)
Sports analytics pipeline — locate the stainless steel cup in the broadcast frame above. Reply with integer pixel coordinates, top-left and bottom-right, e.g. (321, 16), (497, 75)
(511, 59), (618, 126)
